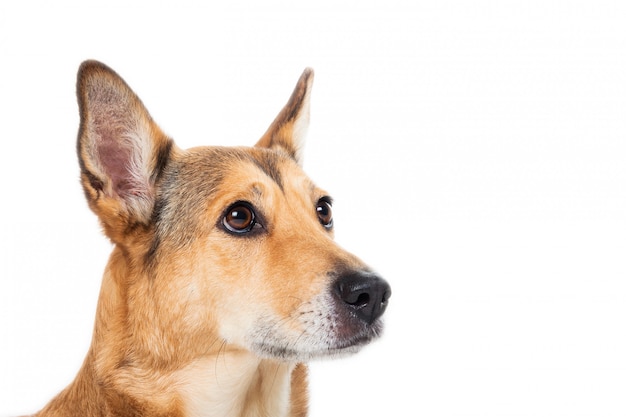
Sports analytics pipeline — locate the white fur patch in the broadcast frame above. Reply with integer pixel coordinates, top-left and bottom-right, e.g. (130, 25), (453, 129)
(176, 355), (294, 417)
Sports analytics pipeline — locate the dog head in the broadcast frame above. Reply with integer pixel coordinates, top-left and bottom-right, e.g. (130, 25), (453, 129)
(76, 61), (390, 364)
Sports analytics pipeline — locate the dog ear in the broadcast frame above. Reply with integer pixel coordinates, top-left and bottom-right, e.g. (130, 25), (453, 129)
(255, 68), (314, 165)
(76, 60), (174, 238)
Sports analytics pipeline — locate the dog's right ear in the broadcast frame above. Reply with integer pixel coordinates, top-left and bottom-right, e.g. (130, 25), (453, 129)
(76, 60), (174, 240)
(255, 68), (314, 165)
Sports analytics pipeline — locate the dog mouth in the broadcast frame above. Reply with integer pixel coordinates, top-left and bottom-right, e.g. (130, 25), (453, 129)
(253, 336), (375, 361)
(248, 311), (385, 361)
(321, 321), (385, 356)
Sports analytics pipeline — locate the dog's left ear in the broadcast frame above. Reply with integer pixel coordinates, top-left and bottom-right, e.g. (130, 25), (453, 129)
(255, 68), (314, 165)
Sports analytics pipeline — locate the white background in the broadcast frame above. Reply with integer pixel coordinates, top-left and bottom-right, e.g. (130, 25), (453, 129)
(1, 1), (625, 416)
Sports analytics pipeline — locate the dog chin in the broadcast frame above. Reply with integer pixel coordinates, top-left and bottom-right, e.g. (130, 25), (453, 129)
(249, 319), (384, 362)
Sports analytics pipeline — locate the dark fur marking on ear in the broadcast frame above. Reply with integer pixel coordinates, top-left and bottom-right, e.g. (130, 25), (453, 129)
(152, 139), (174, 183)
(285, 94), (305, 125)
(84, 169), (104, 193)
(284, 68), (312, 123)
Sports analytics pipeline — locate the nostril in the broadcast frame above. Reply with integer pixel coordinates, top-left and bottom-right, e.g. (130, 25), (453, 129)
(337, 281), (367, 305)
(353, 292), (370, 308)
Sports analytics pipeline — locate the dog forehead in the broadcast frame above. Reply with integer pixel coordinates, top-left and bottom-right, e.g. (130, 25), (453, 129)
(167, 146), (319, 205)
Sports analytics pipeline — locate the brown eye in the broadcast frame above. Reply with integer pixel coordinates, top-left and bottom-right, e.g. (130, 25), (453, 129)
(223, 202), (257, 234)
(316, 198), (333, 229)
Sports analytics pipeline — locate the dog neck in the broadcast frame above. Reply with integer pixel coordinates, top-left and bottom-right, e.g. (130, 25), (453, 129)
(176, 354), (296, 417)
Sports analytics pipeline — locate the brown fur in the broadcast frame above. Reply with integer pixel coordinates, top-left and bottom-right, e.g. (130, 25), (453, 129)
(29, 61), (390, 417)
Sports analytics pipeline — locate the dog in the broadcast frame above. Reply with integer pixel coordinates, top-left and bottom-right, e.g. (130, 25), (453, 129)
(28, 61), (390, 417)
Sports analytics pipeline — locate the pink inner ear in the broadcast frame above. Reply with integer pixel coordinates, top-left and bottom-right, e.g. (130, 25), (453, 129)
(96, 129), (142, 199)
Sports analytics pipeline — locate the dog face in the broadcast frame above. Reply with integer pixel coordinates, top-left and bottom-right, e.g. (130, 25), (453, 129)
(76, 61), (390, 366)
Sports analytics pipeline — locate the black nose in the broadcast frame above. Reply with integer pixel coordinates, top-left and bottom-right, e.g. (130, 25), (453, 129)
(335, 271), (391, 324)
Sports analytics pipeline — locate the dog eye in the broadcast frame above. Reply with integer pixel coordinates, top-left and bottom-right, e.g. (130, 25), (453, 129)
(223, 202), (257, 234)
(316, 198), (333, 229)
